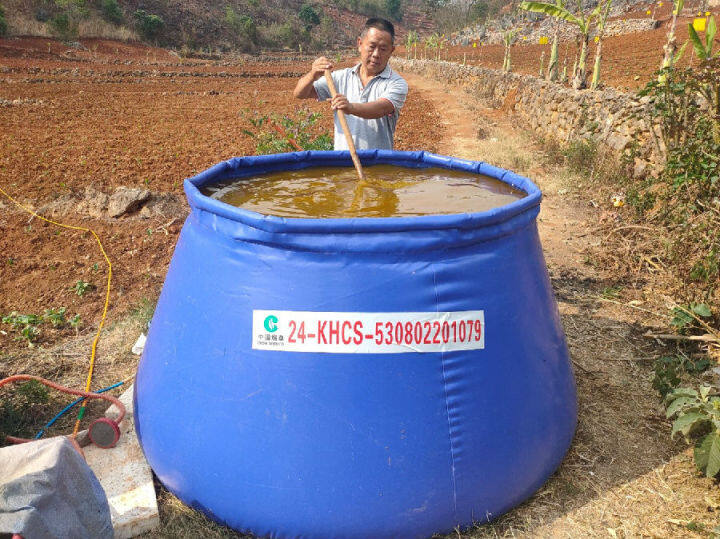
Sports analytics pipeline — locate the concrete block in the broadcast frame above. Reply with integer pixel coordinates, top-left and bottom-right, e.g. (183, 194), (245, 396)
(85, 384), (159, 539)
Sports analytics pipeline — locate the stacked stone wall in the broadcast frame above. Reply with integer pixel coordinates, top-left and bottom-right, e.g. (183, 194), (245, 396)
(393, 58), (662, 176)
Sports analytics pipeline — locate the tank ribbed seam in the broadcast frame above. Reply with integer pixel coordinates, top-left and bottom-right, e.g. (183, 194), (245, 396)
(433, 267), (458, 520)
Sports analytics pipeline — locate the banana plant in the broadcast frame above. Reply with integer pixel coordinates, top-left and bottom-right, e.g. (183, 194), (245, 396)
(405, 30), (419, 59)
(688, 16), (720, 142)
(590, 0), (613, 90)
(502, 29), (517, 72)
(547, 0), (566, 81)
(520, 0), (607, 89)
(658, 0), (685, 82)
(688, 15), (718, 60)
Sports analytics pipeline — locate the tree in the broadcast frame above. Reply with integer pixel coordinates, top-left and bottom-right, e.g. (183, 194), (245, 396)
(133, 9), (164, 41)
(299, 4), (320, 29)
(590, 0), (613, 90)
(0, 5), (7, 37)
(384, 0), (402, 20)
(520, 0), (607, 89)
(101, 0), (123, 25)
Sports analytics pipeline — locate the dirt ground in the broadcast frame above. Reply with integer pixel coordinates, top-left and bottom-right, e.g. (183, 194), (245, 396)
(1, 34), (718, 538)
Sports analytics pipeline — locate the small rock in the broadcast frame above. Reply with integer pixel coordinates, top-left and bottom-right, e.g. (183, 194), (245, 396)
(107, 187), (150, 218)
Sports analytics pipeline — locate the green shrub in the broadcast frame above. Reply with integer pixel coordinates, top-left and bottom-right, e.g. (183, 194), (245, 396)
(49, 12), (78, 41)
(133, 9), (163, 41)
(225, 6), (256, 44)
(299, 4), (320, 29)
(0, 5), (7, 37)
(101, 0), (123, 25)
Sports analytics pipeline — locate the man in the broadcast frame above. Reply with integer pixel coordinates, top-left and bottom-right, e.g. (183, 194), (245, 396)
(293, 18), (408, 151)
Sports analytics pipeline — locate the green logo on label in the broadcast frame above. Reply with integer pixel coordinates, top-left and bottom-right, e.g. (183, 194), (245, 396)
(264, 315), (278, 332)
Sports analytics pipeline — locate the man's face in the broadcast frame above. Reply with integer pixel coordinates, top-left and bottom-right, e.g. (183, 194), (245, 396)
(357, 27), (395, 76)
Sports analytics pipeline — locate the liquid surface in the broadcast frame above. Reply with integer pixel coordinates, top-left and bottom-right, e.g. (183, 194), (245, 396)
(201, 165), (525, 218)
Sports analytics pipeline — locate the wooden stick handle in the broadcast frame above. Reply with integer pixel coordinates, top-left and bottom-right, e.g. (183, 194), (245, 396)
(324, 69), (365, 180)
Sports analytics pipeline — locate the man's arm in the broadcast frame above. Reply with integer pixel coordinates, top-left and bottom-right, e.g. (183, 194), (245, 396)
(293, 57), (333, 99)
(331, 95), (395, 119)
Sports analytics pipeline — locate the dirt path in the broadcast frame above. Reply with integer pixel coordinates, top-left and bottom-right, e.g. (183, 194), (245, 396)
(401, 71), (720, 538)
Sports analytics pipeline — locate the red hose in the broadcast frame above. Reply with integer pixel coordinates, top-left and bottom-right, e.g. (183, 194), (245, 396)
(0, 375), (126, 443)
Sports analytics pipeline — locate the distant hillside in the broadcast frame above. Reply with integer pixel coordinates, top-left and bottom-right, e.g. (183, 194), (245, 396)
(0, 0), (436, 51)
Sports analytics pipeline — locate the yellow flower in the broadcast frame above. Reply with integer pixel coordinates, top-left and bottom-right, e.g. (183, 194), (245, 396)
(706, 11), (711, 16)
(646, 9), (652, 14)
(473, 42), (477, 48)
(693, 17), (707, 32)
(594, 36), (600, 43)
(539, 36), (548, 44)
(523, 35), (527, 40)
(658, 1), (663, 5)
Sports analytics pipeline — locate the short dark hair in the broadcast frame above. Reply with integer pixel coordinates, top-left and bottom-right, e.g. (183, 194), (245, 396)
(361, 18), (395, 43)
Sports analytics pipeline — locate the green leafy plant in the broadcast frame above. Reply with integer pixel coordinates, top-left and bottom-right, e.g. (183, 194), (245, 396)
(688, 15), (718, 61)
(502, 29), (517, 72)
(520, 0), (608, 88)
(658, 0), (685, 80)
(298, 4), (320, 29)
(653, 354), (711, 397)
(665, 386), (720, 478)
(133, 9), (163, 41)
(590, 0), (613, 90)
(242, 109), (332, 154)
(49, 0), (88, 42)
(43, 307), (67, 327)
(100, 0), (123, 25)
(670, 303), (713, 332)
(0, 4), (7, 37)
(72, 280), (93, 296)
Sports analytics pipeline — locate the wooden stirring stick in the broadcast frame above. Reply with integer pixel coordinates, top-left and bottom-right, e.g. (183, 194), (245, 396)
(324, 69), (365, 181)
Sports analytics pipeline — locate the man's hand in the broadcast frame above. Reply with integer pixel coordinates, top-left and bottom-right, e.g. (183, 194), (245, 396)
(330, 94), (354, 114)
(310, 57), (333, 81)
(294, 56), (334, 100)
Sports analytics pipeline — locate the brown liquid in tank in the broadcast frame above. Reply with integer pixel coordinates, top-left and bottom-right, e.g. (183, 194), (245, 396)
(201, 165), (525, 218)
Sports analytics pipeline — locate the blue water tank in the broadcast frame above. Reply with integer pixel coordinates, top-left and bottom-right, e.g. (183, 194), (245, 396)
(134, 150), (577, 539)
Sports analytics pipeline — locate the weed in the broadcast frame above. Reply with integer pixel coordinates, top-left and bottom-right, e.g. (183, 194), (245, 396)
(600, 285), (623, 299)
(242, 109), (332, 154)
(665, 386), (720, 478)
(92, 263), (99, 272)
(131, 297), (156, 333)
(2, 307), (82, 346)
(43, 307), (67, 327)
(669, 303), (713, 333)
(653, 354), (710, 397)
(72, 280), (93, 296)
(0, 380), (50, 442)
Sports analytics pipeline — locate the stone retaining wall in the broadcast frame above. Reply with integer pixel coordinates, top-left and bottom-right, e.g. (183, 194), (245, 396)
(393, 58), (662, 176)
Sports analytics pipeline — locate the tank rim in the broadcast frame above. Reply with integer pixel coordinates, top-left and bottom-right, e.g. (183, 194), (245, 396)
(184, 150), (542, 234)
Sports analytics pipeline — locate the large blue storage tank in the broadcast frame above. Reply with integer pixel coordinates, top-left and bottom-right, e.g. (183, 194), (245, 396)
(134, 150), (577, 539)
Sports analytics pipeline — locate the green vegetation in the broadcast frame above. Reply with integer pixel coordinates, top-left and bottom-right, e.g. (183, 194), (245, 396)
(72, 279), (93, 296)
(590, 0), (612, 90)
(242, 110), (332, 154)
(635, 61), (720, 297)
(520, 0), (609, 88)
(502, 29), (516, 72)
(0, 380), (50, 443)
(48, 0), (89, 42)
(100, 0), (123, 25)
(665, 386), (720, 478)
(225, 6), (257, 47)
(688, 15), (719, 60)
(2, 308), (82, 346)
(131, 297), (156, 333)
(332, 0), (404, 21)
(0, 4), (7, 37)
(299, 4), (320, 29)
(133, 9), (164, 41)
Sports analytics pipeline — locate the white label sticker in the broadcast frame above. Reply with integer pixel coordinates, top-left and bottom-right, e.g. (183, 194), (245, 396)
(252, 310), (485, 354)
